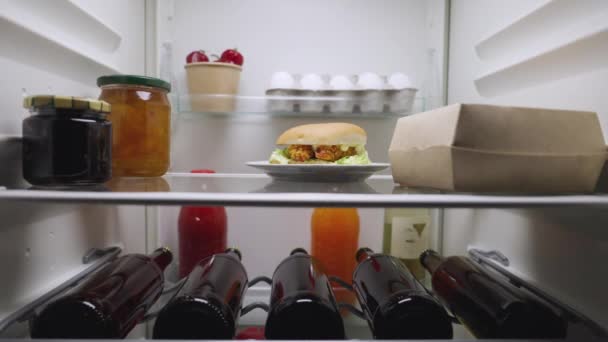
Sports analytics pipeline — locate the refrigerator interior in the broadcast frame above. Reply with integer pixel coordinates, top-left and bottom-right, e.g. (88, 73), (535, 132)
(0, 0), (607, 340)
(444, 0), (608, 331)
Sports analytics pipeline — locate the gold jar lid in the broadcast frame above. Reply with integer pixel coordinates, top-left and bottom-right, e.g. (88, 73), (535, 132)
(23, 95), (111, 113)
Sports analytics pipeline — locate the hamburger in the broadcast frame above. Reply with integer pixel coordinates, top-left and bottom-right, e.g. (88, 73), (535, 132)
(269, 123), (371, 165)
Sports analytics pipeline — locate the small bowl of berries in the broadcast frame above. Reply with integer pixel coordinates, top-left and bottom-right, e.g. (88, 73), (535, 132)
(184, 48), (244, 113)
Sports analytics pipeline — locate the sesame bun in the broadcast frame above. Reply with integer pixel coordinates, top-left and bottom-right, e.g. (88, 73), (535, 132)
(276, 123), (367, 146)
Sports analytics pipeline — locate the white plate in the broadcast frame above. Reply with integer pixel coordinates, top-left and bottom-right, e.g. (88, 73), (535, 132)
(246, 161), (390, 182)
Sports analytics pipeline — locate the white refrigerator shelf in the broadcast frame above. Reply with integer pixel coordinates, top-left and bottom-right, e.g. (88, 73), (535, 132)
(174, 93), (424, 118)
(1, 173), (608, 208)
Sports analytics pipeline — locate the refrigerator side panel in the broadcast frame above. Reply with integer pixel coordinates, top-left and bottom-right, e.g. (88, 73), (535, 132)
(0, 0), (149, 337)
(446, 0), (608, 329)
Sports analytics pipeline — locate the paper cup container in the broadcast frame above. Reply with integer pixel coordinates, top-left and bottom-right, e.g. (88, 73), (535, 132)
(185, 62), (242, 112)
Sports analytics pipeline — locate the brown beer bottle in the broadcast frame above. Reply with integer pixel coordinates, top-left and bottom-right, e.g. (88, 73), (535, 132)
(420, 249), (566, 338)
(265, 248), (345, 340)
(32, 247), (172, 338)
(353, 248), (453, 339)
(153, 248), (248, 339)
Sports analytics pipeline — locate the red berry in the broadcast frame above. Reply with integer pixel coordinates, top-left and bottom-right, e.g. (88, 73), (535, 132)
(219, 48), (244, 66)
(186, 50), (209, 63)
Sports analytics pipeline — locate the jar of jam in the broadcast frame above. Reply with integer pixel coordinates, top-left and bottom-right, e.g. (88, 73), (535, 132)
(97, 75), (171, 177)
(22, 95), (112, 186)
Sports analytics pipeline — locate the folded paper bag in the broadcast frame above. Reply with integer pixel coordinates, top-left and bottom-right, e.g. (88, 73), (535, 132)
(388, 103), (607, 193)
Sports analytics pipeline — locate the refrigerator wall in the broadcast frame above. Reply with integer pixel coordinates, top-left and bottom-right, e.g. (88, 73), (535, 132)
(0, 0), (150, 336)
(165, 0), (448, 173)
(445, 0), (608, 328)
(157, 0), (449, 279)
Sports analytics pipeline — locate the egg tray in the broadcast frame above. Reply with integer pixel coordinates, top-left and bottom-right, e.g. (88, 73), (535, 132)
(265, 88), (417, 114)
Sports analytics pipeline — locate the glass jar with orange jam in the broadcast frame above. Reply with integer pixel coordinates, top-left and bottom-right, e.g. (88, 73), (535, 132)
(97, 75), (171, 177)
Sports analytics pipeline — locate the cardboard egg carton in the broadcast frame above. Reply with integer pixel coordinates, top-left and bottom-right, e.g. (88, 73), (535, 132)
(265, 72), (417, 114)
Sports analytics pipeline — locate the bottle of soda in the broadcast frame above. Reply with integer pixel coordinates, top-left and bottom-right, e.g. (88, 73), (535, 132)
(153, 248), (248, 339)
(178, 169), (228, 278)
(32, 248), (172, 338)
(265, 248), (345, 340)
(352, 248), (453, 339)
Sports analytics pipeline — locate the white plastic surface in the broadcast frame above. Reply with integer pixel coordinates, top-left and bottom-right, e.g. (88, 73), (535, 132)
(474, 17), (608, 97)
(168, 0), (447, 97)
(0, 0), (122, 73)
(0, 0), (148, 337)
(177, 92), (420, 117)
(475, 0), (608, 62)
(448, 0), (608, 329)
(0, 204), (145, 333)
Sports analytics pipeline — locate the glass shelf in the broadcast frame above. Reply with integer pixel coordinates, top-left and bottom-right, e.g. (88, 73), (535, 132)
(173, 93), (425, 118)
(1, 173), (608, 208)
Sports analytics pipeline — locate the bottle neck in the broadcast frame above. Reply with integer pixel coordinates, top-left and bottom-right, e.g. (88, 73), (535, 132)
(225, 248), (242, 260)
(149, 247), (173, 271)
(420, 249), (444, 274)
(356, 247), (374, 263)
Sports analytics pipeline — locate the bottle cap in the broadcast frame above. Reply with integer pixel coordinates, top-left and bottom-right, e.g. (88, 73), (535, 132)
(151, 247), (173, 270)
(225, 247), (242, 260)
(290, 248), (308, 256)
(419, 249), (439, 264)
(97, 74), (171, 92)
(356, 247), (374, 262)
(23, 95), (111, 113)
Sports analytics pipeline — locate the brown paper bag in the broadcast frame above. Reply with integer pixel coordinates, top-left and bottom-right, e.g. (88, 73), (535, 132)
(389, 104), (607, 193)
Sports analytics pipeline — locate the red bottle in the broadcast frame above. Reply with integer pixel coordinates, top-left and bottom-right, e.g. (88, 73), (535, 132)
(178, 169), (227, 277)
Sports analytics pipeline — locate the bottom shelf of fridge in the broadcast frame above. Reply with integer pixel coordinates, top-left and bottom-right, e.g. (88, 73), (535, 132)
(0, 245), (604, 341)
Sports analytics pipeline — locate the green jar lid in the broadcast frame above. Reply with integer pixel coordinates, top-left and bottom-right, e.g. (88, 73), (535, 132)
(97, 74), (171, 92)
(23, 95), (111, 113)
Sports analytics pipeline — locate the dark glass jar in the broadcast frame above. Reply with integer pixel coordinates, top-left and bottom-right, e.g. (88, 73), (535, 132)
(22, 95), (112, 186)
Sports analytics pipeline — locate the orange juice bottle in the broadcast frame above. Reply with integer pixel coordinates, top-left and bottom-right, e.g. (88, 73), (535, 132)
(311, 208), (360, 304)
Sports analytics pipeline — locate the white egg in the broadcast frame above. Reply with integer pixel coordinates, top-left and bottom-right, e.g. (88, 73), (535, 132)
(388, 72), (412, 89)
(329, 75), (354, 90)
(270, 71), (295, 89)
(300, 73), (325, 90)
(357, 72), (384, 90)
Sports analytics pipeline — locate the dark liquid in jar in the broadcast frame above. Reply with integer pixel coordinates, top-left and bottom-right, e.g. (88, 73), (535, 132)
(22, 109), (111, 186)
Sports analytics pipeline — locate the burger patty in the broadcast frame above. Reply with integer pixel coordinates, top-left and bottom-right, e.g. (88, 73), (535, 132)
(287, 145), (314, 162)
(315, 145), (357, 161)
(287, 144), (357, 162)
